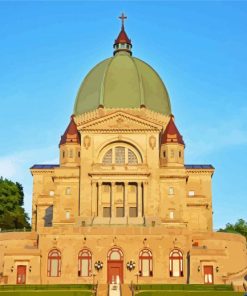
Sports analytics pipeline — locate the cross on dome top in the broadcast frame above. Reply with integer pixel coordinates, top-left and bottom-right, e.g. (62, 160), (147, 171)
(119, 12), (127, 28)
(114, 13), (132, 56)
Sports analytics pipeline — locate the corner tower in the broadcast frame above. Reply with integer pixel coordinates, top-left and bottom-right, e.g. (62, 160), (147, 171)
(59, 115), (81, 166)
(160, 116), (185, 166)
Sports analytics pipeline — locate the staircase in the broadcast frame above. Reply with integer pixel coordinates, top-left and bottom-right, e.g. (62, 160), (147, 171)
(97, 283), (132, 296)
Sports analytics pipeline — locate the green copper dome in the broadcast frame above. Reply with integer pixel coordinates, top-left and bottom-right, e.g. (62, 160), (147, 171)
(74, 51), (172, 116)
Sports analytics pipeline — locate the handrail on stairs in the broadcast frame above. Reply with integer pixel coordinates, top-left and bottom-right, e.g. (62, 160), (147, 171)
(93, 280), (98, 296)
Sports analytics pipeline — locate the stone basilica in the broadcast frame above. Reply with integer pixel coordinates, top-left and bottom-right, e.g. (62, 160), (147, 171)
(0, 15), (246, 288)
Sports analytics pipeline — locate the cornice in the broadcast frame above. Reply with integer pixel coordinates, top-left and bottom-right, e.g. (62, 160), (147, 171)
(186, 169), (214, 175)
(75, 108), (169, 129)
(30, 169), (54, 175)
(89, 171), (150, 177)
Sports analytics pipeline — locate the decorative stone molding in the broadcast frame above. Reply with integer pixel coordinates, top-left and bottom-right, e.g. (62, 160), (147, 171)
(149, 135), (156, 149)
(75, 108), (168, 130)
(83, 135), (91, 149)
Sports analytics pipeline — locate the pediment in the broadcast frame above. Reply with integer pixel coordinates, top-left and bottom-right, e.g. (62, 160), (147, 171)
(78, 111), (162, 132)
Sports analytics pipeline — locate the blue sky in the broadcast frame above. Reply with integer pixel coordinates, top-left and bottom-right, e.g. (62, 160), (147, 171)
(0, 1), (246, 229)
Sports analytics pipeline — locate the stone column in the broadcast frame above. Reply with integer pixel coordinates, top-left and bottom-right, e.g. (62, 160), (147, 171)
(124, 182), (128, 217)
(143, 181), (148, 217)
(98, 182), (102, 217)
(111, 183), (116, 218)
(138, 182), (143, 217)
(91, 180), (97, 217)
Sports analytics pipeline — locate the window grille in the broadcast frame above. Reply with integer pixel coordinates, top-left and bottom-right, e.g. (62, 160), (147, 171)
(128, 149), (138, 164)
(115, 147), (125, 164)
(102, 145), (140, 165)
(102, 149), (112, 164)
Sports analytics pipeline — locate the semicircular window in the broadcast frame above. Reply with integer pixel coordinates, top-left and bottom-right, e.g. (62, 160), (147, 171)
(102, 145), (139, 165)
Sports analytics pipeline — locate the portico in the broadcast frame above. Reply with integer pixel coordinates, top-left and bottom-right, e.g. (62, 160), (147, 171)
(91, 180), (146, 224)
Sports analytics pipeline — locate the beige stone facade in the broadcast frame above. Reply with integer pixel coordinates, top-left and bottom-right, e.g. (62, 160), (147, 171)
(0, 22), (246, 287)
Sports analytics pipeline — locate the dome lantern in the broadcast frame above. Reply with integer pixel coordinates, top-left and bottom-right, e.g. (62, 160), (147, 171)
(113, 13), (132, 56)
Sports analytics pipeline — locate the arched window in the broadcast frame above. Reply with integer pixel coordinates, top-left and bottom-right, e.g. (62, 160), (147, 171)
(169, 249), (183, 277)
(103, 149), (113, 164)
(139, 249), (153, 277)
(102, 144), (140, 165)
(47, 249), (61, 277)
(78, 249), (92, 277)
(108, 247), (123, 260)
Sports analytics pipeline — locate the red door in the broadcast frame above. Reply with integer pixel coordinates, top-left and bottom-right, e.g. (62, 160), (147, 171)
(16, 265), (26, 284)
(107, 261), (123, 284)
(204, 265), (213, 284)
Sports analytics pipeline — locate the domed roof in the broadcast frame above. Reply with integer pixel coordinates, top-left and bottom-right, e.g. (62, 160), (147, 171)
(73, 17), (172, 116)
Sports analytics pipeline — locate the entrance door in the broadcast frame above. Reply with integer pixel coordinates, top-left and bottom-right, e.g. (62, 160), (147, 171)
(16, 265), (26, 284)
(108, 261), (123, 284)
(204, 265), (213, 284)
(107, 248), (124, 284)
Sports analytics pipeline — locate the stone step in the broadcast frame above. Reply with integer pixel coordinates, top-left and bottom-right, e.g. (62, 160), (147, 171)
(109, 283), (121, 296)
(97, 284), (108, 296)
(121, 284), (132, 296)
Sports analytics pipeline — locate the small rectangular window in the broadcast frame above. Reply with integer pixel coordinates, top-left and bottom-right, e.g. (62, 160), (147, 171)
(66, 211), (70, 220)
(129, 207), (137, 217)
(65, 187), (71, 195)
(103, 207), (111, 217)
(169, 211), (174, 219)
(188, 191), (195, 197)
(116, 207), (124, 217)
(163, 151), (166, 158)
(168, 187), (174, 195)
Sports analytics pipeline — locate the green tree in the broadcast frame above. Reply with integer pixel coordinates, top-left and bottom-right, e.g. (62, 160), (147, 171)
(218, 219), (247, 240)
(0, 177), (30, 230)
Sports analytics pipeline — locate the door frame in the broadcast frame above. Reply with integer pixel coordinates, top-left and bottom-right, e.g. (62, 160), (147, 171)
(16, 265), (27, 285)
(107, 260), (124, 284)
(203, 265), (214, 284)
(107, 247), (124, 284)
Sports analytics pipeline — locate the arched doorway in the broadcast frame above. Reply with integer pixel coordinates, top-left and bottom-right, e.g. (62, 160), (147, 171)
(107, 247), (124, 284)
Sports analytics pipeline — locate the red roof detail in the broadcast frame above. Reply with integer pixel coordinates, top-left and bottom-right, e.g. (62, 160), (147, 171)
(59, 115), (80, 146)
(115, 27), (131, 45)
(161, 116), (185, 145)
